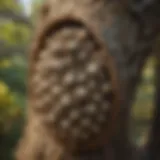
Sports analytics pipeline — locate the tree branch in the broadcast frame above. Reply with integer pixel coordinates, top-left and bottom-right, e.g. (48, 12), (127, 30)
(0, 10), (32, 27)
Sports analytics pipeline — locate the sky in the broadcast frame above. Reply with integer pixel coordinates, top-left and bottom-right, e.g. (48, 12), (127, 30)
(21, 0), (31, 15)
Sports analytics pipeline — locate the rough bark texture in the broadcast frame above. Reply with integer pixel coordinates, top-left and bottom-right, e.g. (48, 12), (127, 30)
(101, 1), (160, 159)
(115, 1), (160, 160)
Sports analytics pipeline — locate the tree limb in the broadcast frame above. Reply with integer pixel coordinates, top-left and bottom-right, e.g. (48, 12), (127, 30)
(0, 10), (32, 27)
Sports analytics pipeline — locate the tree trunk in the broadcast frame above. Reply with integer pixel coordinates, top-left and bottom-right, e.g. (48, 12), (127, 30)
(113, 49), (151, 160)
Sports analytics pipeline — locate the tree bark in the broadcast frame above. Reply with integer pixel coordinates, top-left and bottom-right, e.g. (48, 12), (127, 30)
(113, 49), (151, 160)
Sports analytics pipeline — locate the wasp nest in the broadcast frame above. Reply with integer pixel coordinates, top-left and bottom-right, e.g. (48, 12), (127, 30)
(31, 24), (113, 144)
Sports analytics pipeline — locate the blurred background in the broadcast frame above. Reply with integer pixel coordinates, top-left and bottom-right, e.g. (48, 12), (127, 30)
(0, 0), (156, 159)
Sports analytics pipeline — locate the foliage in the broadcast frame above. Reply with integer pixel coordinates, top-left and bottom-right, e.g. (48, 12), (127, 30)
(0, 56), (26, 160)
(0, 22), (30, 45)
(131, 57), (156, 146)
(0, 56), (27, 93)
(132, 57), (155, 120)
(0, 0), (29, 159)
(0, 80), (23, 134)
(0, 0), (23, 12)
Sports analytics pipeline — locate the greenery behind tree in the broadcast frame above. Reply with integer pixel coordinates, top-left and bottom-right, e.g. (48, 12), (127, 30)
(0, 0), (30, 159)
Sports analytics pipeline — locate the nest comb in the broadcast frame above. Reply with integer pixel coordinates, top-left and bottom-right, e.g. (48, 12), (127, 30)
(28, 15), (120, 151)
